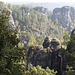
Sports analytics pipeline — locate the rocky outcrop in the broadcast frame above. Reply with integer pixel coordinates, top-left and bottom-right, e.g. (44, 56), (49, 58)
(43, 36), (52, 48)
(43, 37), (61, 51)
(52, 6), (75, 34)
(27, 30), (75, 75)
(2, 8), (16, 30)
(33, 7), (51, 15)
(27, 37), (66, 75)
(50, 38), (61, 52)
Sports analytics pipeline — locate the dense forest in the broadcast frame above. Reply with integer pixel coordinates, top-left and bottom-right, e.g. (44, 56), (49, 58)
(6, 2), (66, 46)
(0, 1), (75, 75)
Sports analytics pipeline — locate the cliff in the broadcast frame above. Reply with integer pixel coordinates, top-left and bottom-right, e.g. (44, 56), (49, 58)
(52, 6), (75, 33)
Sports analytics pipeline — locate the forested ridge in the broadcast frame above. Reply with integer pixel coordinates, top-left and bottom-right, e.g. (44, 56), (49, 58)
(7, 2), (65, 46)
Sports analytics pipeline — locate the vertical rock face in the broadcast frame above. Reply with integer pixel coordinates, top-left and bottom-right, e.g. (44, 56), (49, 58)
(1, 8), (16, 30)
(50, 38), (61, 52)
(8, 10), (16, 29)
(43, 36), (52, 48)
(43, 37), (61, 51)
(52, 6), (75, 33)
(27, 37), (66, 75)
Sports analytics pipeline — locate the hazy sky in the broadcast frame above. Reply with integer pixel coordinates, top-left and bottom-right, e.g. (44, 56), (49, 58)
(0, 0), (75, 3)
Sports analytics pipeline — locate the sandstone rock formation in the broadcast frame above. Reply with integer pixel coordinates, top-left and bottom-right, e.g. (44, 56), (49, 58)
(27, 37), (66, 75)
(43, 37), (61, 52)
(1, 8), (16, 30)
(50, 38), (61, 52)
(43, 36), (52, 48)
(52, 6), (75, 33)
(33, 7), (51, 15)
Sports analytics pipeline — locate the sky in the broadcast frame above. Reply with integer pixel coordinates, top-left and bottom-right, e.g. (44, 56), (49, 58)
(0, 0), (75, 3)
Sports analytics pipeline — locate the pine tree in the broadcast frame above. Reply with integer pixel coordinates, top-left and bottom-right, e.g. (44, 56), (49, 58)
(25, 65), (57, 75)
(0, 10), (24, 75)
(66, 30), (75, 74)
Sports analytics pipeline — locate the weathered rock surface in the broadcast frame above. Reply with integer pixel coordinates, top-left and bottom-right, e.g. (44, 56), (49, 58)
(27, 37), (66, 75)
(50, 38), (61, 52)
(27, 30), (75, 75)
(33, 7), (51, 15)
(1, 8), (16, 30)
(43, 37), (61, 51)
(43, 36), (52, 48)
(52, 6), (75, 33)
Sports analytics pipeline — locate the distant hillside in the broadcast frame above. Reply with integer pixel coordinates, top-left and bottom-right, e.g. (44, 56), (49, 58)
(1, 1), (75, 47)
(11, 5), (75, 46)
(11, 5), (65, 46)
(52, 6), (75, 34)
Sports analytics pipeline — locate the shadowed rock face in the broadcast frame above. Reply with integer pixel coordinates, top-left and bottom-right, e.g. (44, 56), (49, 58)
(71, 29), (75, 39)
(43, 37), (61, 52)
(67, 29), (75, 53)
(43, 36), (52, 48)
(27, 37), (66, 75)
(27, 45), (44, 62)
(27, 45), (48, 69)
(50, 38), (61, 52)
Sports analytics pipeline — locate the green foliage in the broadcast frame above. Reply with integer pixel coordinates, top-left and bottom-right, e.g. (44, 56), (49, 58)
(66, 50), (75, 74)
(66, 65), (75, 75)
(68, 31), (75, 69)
(0, 10), (25, 75)
(25, 65), (57, 75)
(8, 3), (65, 46)
(66, 30), (75, 74)
(0, 2), (66, 75)
(27, 36), (37, 47)
(62, 32), (70, 48)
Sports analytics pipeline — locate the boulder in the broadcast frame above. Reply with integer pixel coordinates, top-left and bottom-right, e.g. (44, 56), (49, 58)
(43, 36), (52, 48)
(50, 38), (61, 52)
